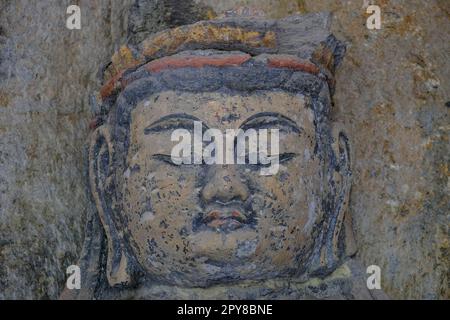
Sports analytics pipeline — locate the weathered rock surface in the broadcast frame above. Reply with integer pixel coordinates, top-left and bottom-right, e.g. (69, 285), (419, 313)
(304, 0), (449, 300)
(0, 0), (448, 299)
(0, 0), (134, 299)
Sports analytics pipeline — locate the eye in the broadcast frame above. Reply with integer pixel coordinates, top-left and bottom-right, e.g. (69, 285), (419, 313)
(244, 153), (297, 170)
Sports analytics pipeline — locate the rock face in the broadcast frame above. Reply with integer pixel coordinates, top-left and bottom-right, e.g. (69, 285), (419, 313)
(303, 0), (449, 300)
(0, 0), (448, 300)
(0, 0), (135, 299)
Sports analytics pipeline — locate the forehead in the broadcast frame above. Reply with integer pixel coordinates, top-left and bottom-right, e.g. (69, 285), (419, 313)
(130, 90), (316, 131)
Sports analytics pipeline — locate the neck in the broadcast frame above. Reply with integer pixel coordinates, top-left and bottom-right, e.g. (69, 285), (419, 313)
(111, 261), (371, 300)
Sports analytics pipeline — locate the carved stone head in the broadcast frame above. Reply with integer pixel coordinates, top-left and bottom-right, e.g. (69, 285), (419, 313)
(72, 13), (355, 299)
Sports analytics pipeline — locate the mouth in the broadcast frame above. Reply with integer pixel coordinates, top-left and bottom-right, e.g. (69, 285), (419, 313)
(193, 205), (255, 232)
(203, 210), (247, 230)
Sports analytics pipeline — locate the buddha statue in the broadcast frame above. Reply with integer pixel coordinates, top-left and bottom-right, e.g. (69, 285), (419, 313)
(62, 12), (387, 299)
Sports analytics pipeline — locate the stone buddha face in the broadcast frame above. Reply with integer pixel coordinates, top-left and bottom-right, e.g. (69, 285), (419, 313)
(122, 91), (321, 286)
(90, 71), (352, 288)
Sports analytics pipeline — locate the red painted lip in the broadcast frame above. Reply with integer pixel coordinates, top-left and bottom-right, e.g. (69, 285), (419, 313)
(203, 210), (248, 230)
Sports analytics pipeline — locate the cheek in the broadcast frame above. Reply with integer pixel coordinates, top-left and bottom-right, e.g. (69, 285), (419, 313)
(244, 159), (321, 258)
(246, 162), (309, 221)
(122, 161), (203, 256)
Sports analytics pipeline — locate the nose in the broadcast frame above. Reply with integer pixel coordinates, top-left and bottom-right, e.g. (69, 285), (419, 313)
(201, 165), (250, 204)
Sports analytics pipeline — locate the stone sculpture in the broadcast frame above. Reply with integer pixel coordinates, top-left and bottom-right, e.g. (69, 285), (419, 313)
(62, 12), (387, 299)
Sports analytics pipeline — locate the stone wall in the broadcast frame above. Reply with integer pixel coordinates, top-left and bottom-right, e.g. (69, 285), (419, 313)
(0, 0), (448, 299)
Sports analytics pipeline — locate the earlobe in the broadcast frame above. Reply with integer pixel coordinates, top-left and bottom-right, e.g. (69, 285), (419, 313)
(330, 123), (356, 259)
(89, 125), (134, 287)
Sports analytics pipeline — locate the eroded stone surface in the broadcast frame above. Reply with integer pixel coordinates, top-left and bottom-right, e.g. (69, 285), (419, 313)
(0, 0), (448, 300)
(0, 0), (134, 300)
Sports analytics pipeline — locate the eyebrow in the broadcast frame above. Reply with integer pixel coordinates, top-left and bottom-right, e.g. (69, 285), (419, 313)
(144, 113), (208, 134)
(239, 112), (302, 134)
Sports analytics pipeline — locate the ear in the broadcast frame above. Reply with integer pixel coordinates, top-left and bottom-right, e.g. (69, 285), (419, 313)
(308, 123), (356, 277)
(89, 125), (134, 287)
(328, 123), (356, 261)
